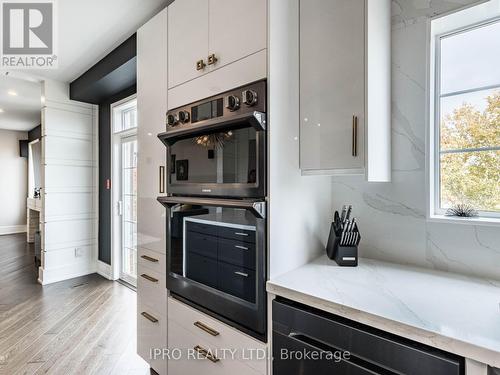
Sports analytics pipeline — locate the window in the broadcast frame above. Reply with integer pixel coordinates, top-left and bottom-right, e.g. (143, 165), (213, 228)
(113, 98), (137, 133)
(431, 3), (500, 219)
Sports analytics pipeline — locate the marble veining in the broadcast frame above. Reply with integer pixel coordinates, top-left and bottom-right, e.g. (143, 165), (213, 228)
(267, 256), (500, 368)
(330, 0), (500, 282)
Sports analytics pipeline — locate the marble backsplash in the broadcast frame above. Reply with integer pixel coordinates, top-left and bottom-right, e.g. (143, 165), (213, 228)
(331, 0), (500, 281)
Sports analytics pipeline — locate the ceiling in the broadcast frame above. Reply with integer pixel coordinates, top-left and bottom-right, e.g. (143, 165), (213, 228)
(0, 0), (168, 131)
(0, 75), (41, 132)
(27, 0), (168, 82)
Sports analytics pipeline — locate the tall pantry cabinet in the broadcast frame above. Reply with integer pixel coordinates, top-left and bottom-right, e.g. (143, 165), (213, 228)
(136, 8), (168, 375)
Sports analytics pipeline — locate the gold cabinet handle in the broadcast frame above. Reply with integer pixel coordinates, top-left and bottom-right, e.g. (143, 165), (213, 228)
(159, 166), (165, 194)
(194, 345), (220, 363)
(141, 311), (158, 323)
(140, 255), (159, 263)
(352, 115), (358, 157)
(140, 274), (158, 283)
(194, 321), (220, 337)
(207, 54), (218, 65)
(196, 59), (206, 71)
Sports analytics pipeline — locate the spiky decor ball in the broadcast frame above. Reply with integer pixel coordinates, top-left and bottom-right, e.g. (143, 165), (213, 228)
(194, 131), (233, 149)
(445, 204), (478, 217)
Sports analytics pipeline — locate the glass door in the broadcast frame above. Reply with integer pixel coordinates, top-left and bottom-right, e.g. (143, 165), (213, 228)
(120, 135), (138, 286)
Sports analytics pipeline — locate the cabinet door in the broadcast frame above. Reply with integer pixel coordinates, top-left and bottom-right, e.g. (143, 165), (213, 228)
(168, 0), (209, 89)
(208, 0), (267, 71)
(300, 0), (365, 171)
(137, 9), (167, 254)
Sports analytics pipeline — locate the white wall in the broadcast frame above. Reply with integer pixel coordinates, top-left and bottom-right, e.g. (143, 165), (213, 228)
(0, 129), (28, 234)
(331, 0), (500, 281)
(38, 79), (98, 285)
(268, 0), (332, 279)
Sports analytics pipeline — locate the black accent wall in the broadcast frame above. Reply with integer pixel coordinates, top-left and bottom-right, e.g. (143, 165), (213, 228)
(70, 33), (137, 265)
(97, 85), (136, 264)
(28, 125), (41, 142)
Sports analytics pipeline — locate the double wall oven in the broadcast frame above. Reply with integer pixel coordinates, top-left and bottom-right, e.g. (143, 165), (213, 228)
(158, 80), (267, 341)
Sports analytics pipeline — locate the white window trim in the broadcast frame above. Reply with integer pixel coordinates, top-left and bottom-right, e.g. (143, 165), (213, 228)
(110, 93), (138, 281)
(428, 0), (500, 227)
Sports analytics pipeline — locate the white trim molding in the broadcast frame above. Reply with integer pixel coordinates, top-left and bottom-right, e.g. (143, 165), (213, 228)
(0, 225), (27, 235)
(96, 260), (114, 280)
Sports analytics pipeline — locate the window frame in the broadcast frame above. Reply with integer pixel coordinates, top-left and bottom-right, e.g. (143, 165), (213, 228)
(429, 1), (500, 224)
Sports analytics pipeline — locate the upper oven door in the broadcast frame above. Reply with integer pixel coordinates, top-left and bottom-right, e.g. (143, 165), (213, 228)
(158, 80), (267, 198)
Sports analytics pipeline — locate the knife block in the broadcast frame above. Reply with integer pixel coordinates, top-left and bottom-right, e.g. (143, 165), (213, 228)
(326, 223), (359, 267)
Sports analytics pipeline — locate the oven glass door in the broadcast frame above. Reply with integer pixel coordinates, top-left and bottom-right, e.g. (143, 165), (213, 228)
(161, 197), (267, 339)
(167, 124), (265, 197)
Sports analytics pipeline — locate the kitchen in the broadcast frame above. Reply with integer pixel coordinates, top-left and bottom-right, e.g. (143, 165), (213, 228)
(136, 0), (500, 375)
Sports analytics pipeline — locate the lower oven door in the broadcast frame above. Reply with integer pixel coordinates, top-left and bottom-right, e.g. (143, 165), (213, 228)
(158, 196), (267, 341)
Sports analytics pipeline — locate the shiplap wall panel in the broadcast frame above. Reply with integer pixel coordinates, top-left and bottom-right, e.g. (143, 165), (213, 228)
(39, 79), (98, 285)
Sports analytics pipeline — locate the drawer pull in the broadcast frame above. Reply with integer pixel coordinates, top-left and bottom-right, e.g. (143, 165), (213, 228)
(140, 255), (159, 263)
(159, 166), (165, 193)
(234, 271), (249, 277)
(194, 345), (220, 363)
(140, 274), (159, 283)
(141, 311), (158, 323)
(234, 232), (248, 236)
(235, 245), (248, 250)
(194, 321), (220, 337)
(196, 59), (206, 71)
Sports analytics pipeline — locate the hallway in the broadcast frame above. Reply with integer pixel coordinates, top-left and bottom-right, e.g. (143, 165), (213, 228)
(0, 233), (149, 375)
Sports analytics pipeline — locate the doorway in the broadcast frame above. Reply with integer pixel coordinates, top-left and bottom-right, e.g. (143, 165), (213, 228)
(111, 96), (138, 287)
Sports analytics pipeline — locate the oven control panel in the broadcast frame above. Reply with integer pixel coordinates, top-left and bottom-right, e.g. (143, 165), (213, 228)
(166, 80), (266, 129)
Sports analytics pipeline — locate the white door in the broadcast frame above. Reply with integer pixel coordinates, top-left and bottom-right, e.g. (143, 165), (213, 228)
(111, 97), (138, 286)
(208, 0), (267, 71)
(168, 0), (209, 88)
(120, 135), (138, 286)
(300, 0), (365, 171)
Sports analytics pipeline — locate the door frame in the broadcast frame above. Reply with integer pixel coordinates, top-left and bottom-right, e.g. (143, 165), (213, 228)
(110, 94), (137, 282)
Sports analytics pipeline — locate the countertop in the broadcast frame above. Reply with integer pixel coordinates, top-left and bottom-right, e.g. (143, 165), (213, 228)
(267, 255), (500, 368)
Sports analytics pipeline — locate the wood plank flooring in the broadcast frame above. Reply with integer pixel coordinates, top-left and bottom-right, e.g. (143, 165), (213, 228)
(0, 233), (150, 375)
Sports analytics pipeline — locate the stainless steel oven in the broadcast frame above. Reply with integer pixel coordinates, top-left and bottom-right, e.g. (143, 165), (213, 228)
(158, 80), (266, 198)
(157, 196), (267, 341)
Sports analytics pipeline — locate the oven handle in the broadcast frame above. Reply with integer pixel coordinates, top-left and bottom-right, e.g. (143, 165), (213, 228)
(157, 196), (266, 219)
(158, 111), (266, 146)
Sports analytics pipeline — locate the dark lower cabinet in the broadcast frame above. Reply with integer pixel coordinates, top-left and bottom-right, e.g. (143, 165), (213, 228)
(273, 298), (465, 375)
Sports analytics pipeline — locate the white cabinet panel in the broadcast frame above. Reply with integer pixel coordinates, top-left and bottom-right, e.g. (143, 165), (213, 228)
(137, 8), (168, 254)
(168, 0), (209, 88)
(168, 297), (267, 375)
(208, 0), (267, 71)
(137, 299), (167, 375)
(137, 267), (167, 318)
(138, 247), (166, 275)
(300, 0), (365, 171)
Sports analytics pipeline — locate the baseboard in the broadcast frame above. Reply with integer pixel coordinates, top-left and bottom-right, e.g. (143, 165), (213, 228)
(96, 260), (113, 280)
(38, 264), (97, 285)
(0, 225), (27, 235)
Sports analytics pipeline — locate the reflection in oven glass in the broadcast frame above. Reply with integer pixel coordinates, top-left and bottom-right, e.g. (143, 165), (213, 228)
(169, 204), (258, 303)
(170, 127), (257, 184)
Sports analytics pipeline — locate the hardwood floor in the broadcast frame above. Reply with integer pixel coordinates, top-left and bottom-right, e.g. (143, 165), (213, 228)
(0, 233), (150, 375)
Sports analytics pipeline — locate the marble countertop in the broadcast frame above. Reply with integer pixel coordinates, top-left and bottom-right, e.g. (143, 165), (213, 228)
(267, 256), (500, 368)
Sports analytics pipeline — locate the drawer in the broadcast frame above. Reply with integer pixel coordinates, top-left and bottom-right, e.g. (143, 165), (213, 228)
(273, 330), (378, 375)
(137, 267), (167, 317)
(218, 237), (256, 270)
(218, 226), (256, 243)
(218, 262), (256, 303)
(186, 252), (218, 289)
(138, 247), (165, 275)
(273, 299), (464, 375)
(137, 299), (167, 375)
(168, 297), (267, 374)
(168, 319), (263, 375)
(185, 231), (218, 259)
(186, 221), (218, 237)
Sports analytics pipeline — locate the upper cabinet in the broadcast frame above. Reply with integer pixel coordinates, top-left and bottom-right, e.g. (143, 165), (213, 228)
(299, 0), (391, 182)
(167, 0), (267, 101)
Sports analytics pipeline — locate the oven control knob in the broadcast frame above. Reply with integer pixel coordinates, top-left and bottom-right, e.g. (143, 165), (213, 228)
(242, 90), (258, 106)
(224, 95), (240, 111)
(167, 113), (178, 127)
(178, 110), (190, 124)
